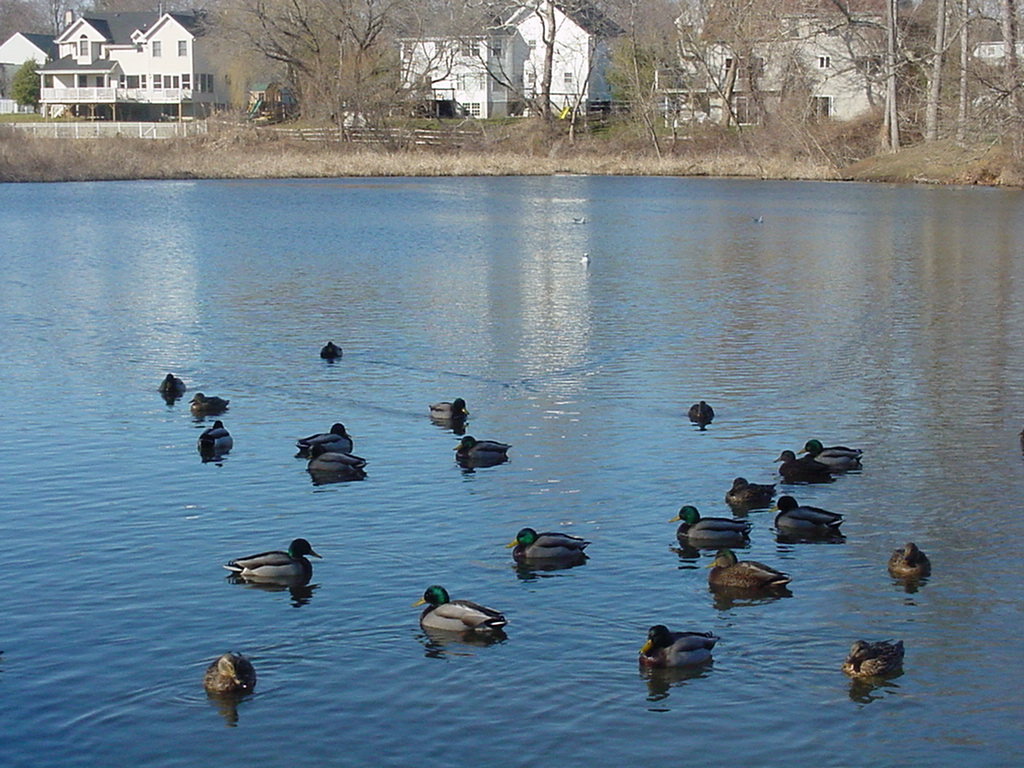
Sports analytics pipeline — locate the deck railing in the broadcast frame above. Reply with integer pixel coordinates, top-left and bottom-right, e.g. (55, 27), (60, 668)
(1, 121), (208, 139)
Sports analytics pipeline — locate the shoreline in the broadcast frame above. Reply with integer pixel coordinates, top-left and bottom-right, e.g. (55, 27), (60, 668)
(1, 126), (1020, 187)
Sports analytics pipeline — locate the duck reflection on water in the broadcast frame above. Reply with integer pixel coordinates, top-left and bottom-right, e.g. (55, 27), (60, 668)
(226, 573), (318, 606)
(420, 626), (508, 659)
(641, 663), (714, 704)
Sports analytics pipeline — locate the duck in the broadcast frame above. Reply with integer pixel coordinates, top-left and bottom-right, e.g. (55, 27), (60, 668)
(429, 398), (469, 421)
(223, 538), (321, 582)
(688, 400), (714, 427)
(708, 548), (791, 589)
(455, 436), (510, 466)
(639, 625), (718, 668)
(842, 640), (904, 678)
(773, 495), (843, 534)
(800, 439), (863, 471)
(670, 505), (750, 547)
(580, 253), (591, 266)
(198, 420), (233, 455)
(413, 585), (507, 633)
(888, 542), (931, 579)
(306, 443), (367, 477)
(725, 477), (776, 509)
(190, 392), (230, 416)
(320, 341), (342, 360)
(158, 373), (186, 397)
(296, 423), (354, 457)
(203, 653), (257, 695)
(775, 449), (834, 484)
(506, 527), (589, 563)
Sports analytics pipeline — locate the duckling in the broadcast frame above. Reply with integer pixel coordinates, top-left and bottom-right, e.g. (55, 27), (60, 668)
(413, 585), (507, 633)
(708, 548), (791, 590)
(429, 398), (469, 421)
(320, 341), (342, 360)
(775, 450), (834, 484)
(773, 495), (843, 534)
(842, 640), (904, 678)
(158, 373), (186, 397)
(203, 653), (256, 695)
(190, 392), (230, 416)
(670, 505), (751, 547)
(725, 477), (776, 509)
(800, 439), (863, 471)
(224, 538), (321, 582)
(455, 436), (510, 466)
(506, 527), (589, 563)
(688, 400), (714, 427)
(198, 420), (232, 456)
(639, 625), (718, 668)
(306, 443), (367, 478)
(888, 542), (931, 579)
(296, 423), (354, 457)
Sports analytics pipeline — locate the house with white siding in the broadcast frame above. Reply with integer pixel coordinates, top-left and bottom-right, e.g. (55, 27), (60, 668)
(0, 32), (55, 110)
(39, 11), (227, 120)
(400, 0), (620, 119)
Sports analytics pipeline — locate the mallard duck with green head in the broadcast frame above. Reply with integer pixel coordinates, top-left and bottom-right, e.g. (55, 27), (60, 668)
(725, 477), (776, 509)
(203, 653), (257, 695)
(506, 527), (589, 563)
(639, 625), (718, 668)
(413, 585), (507, 633)
(842, 640), (904, 678)
(430, 398), (469, 421)
(800, 439), (863, 471)
(670, 505), (751, 547)
(888, 542), (931, 578)
(708, 548), (791, 589)
(296, 423), (354, 457)
(158, 373), (186, 398)
(190, 392), (230, 416)
(775, 450), (834, 484)
(773, 495), (843, 534)
(306, 443), (367, 477)
(455, 436), (510, 466)
(198, 420), (233, 456)
(224, 538), (321, 582)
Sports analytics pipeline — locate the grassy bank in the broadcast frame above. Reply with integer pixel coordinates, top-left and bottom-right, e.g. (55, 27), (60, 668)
(1, 119), (1020, 186)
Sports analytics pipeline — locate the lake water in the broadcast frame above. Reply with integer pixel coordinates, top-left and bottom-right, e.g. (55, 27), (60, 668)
(1, 176), (1023, 767)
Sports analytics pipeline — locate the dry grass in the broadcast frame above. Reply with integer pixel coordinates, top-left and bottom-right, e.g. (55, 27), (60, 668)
(0, 120), (1019, 186)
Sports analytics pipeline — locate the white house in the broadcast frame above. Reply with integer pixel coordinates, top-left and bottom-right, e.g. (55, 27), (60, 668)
(0, 32), (55, 109)
(400, 0), (620, 119)
(665, 0), (884, 124)
(39, 11), (227, 120)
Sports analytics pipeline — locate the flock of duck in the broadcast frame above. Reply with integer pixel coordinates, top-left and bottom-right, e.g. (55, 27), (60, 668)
(164, 359), (926, 696)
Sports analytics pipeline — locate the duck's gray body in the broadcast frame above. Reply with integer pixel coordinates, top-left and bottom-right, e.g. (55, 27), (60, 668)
(296, 423), (354, 457)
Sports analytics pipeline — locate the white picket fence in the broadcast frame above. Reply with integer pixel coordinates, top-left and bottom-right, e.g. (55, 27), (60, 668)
(2, 121), (208, 139)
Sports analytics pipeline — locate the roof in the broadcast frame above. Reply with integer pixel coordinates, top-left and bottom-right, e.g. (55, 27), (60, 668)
(39, 55), (119, 74)
(21, 33), (57, 56)
(61, 11), (204, 45)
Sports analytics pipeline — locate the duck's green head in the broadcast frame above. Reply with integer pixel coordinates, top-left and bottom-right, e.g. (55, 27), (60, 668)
(452, 398), (468, 416)
(800, 439), (824, 456)
(288, 538), (322, 559)
(507, 527), (538, 548)
(709, 548), (738, 568)
(669, 505), (701, 524)
(640, 624), (672, 654)
(329, 423), (348, 436)
(456, 436), (477, 451)
(414, 584), (450, 607)
(774, 496), (798, 513)
(731, 477), (748, 489)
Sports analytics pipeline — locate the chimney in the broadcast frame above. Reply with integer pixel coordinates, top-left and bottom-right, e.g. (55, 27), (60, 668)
(64, 10), (74, 28)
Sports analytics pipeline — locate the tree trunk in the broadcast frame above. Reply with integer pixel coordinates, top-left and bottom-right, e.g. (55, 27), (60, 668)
(883, 0), (900, 151)
(925, 0), (947, 141)
(956, 0), (969, 145)
(720, 57), (737, 128)
(540, 0), (556, 119)
(999, 0), (1022, 120)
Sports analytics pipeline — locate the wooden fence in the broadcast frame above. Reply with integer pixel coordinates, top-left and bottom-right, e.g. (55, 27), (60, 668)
(261, 125), (483, 147)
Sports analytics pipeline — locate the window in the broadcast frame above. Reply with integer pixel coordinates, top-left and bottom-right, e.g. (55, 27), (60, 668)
(855, 56), (881, 76)
(153, 74), (162, 88)
(78, 37), (88, 56)
(141, 74), (147, 88)
(182, 73), (191, 89)
(818, 55), (831, 68)
(527, 39), (536, 50)
(811, 95), (833, 119)
(152, 40), (162, 57)
(126, 75), (140, 88)
(731, 94), (757, 125)
(468, 102), (481, 117)
(525, 71), (535, 86)
(460, 40), (476, 57)
(491, 42), (502, 58)
(564, 71), (573, 87)
(178, 40), (188, 56)
(167, 75), (179, 88)
(77, 74), (87, 87)
(455, 74), (468, 90)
